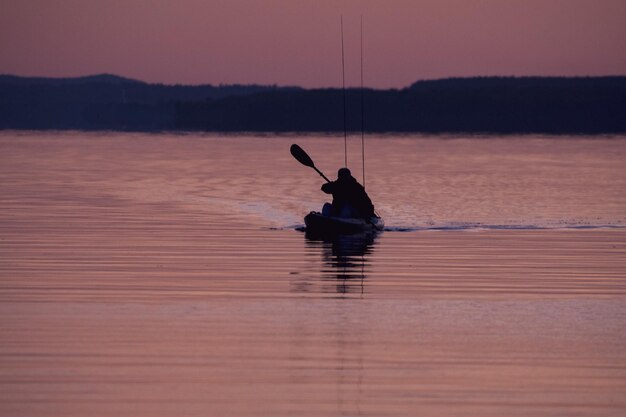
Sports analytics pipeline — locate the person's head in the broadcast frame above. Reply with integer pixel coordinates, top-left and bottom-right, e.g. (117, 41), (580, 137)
(337, 167), (352, 180)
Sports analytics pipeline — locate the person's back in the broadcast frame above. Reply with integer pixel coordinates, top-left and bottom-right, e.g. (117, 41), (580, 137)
(321, 168), (375, 219)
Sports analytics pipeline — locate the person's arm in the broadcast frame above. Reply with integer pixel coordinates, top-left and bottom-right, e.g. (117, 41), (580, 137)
(321, 182), (335, 194)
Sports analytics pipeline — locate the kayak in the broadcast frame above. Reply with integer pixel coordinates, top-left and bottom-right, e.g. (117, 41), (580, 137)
(304, 211), (384, 236)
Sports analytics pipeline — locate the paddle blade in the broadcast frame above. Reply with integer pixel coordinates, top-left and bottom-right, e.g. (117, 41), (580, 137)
(290, 144), (315, 168)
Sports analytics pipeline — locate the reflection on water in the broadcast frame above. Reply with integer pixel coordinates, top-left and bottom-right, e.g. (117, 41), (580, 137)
(302, 231), (379, 295)
(295, 232), (378, 414)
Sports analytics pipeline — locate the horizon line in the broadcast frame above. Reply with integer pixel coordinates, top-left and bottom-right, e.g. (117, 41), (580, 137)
(2, 72), (626, 90)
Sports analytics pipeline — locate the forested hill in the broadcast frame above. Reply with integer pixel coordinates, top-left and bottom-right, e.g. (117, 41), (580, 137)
(1, 75), (625, 133)
(0, 73), (301, 104)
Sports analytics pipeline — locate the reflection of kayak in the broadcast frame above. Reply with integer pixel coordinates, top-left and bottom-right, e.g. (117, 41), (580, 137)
(304, 211), (384, 236)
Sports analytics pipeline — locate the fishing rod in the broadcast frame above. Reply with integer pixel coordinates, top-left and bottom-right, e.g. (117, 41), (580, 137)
(341, 16), (367, 188)
(360, 15), (366, 189)
(341, 15), (348, 168)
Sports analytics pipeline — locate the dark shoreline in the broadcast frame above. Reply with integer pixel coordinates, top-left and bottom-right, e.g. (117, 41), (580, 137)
(2, 74), (625, 134)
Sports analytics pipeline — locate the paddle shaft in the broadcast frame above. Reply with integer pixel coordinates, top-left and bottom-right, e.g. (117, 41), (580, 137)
(314, 167), (331, 183)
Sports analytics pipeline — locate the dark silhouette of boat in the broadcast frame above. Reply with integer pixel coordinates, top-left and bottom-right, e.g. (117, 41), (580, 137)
(304, 211), (384, 238)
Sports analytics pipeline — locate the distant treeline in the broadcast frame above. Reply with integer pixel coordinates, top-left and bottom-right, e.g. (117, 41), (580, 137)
(1, 74), (625, 133)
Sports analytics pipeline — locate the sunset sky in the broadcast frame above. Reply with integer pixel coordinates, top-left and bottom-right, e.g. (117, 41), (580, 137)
(1, 0), (625, 88)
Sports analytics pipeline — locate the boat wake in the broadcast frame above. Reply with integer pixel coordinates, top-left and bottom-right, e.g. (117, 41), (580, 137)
(205, 197), (625, 233)
(279, 222), (625, 232)
(383, 223), (626, 232)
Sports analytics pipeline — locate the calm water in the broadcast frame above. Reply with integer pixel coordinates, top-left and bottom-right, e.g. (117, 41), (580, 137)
(1, 132), (625, 416)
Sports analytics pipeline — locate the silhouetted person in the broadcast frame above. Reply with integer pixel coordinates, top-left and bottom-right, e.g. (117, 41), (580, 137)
(321, 168), (375, 219)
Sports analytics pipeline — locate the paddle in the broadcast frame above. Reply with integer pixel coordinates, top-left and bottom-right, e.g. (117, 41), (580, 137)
(290, 144), (331, 183)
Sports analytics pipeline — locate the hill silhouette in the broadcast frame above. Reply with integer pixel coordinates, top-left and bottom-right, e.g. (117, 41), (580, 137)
(1, 74), (624, 133)
(0, 74), (142, 85)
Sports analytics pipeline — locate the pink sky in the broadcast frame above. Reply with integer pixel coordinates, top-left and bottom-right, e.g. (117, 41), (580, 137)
(1, 0), (625, 88)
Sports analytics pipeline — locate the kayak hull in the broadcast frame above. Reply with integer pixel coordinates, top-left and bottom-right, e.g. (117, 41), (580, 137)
(304, 211), (384, 237)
